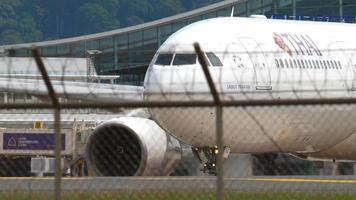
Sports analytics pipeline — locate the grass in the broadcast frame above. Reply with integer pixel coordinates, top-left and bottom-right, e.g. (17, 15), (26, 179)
(1, 192), (356, 200)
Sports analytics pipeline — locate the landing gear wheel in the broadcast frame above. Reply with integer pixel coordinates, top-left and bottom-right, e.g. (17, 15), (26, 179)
(192, 146), (230, 175)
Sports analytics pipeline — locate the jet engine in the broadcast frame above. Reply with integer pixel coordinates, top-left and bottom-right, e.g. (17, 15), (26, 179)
(85, 117), (182, 176)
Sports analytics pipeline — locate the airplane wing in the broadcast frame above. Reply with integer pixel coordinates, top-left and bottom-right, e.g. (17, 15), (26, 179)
(0, 77), (144, 102)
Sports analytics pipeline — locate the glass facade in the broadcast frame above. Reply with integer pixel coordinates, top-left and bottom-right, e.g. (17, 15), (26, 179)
(3, 0), (355, 85)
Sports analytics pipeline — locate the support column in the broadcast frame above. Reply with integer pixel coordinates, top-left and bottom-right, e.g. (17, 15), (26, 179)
(273, 0), (278, 14)
(292, 0), (296, 17)
(113, 37), (118, 70)
(339, 0), (343, 21)
(3, 92), (7, 103)
(246, 1), (250, 17)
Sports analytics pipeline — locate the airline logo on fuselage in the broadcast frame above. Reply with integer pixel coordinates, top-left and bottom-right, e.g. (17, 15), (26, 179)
(273, 33), (322, 57)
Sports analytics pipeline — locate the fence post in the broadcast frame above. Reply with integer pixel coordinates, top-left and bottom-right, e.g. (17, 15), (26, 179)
(32, 46), (62, 200)
(194, 43), (224, 200)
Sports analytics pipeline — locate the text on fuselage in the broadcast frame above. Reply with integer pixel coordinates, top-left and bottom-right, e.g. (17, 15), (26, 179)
(273, 32), (322, 57)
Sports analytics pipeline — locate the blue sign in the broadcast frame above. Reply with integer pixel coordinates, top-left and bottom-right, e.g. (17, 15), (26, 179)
(3, 133), (65, 150)
(271, 14), (356, 23)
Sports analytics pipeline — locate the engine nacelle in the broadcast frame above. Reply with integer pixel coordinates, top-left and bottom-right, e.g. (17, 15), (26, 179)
(86, 117), (182, 176)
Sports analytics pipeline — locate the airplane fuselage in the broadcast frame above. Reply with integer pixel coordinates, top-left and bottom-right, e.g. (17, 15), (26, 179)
(143, 17), (356, 160)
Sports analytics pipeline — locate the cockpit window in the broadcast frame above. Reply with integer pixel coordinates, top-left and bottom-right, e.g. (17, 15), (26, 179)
(206, 52), (223, 66)
(155, 54), (173, 65)
(173, 54), (196, 65)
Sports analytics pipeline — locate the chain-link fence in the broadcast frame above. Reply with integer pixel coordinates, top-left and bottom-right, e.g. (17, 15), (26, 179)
(0, 45), (356, 200)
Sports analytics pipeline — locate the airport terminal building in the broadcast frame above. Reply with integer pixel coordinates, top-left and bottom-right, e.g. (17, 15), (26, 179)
(1, 0), (354, 85)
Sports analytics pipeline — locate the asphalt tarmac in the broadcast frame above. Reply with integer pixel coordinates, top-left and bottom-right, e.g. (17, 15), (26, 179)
(1, 176), (356, 193)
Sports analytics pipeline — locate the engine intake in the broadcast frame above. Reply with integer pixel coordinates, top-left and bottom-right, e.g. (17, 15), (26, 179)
(86, 117), (182, 176)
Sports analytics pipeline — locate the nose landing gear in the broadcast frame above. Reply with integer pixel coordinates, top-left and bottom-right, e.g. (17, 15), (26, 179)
(192, 146), (230, 175)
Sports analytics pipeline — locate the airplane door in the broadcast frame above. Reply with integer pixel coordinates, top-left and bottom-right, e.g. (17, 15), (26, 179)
(238, 37), (272, 90)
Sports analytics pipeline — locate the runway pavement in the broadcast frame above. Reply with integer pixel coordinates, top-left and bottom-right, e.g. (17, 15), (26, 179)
(1, 176), (356, 193)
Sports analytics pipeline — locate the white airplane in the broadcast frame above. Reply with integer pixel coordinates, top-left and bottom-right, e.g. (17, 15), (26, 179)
(3, 16), (356, 176)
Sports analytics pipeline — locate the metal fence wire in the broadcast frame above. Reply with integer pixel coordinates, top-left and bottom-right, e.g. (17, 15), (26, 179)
(1, 45), (356, 200)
